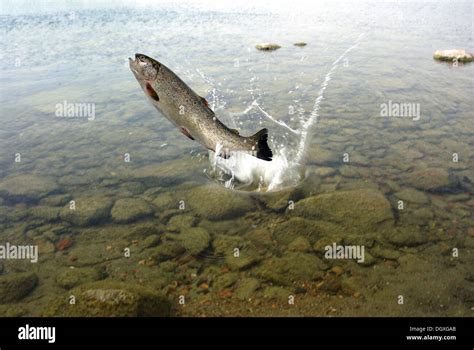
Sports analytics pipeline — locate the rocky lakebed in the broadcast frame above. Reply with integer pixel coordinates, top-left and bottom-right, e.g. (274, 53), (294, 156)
(0, 130), (472, 316)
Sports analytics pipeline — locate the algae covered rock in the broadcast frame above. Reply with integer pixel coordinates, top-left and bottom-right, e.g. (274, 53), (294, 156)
(166, 214), (198, 232)
(55, 267), (104, 290)
(395, 188), (430, 204)
(43, 280), (171, 316)
(213, 272), (239, 290)
(225, 252), (259, 271)
(0, 272), (38, 303)
(186, 185), (255, 220)
(272, 217), (320, 245)
(59, 196), (114, 226)
(288, 236), (312, 252)
(385, 226), (428, 247)
(152, 192), (182, 212)
(111, 198), (153, 223)
(404, 168), (456, 191)
(292, 189), (393, 231)
(0, 174), (58, 200)
(40, 194), (72, 206)
(28, 206), (60, 222)
(234, 278), (260, 300)
(126, 156), (201, 187)
(263, 286), (293, 302)
(168, 227), (210, 255)
(149, 241), (186, 262)
(253, 252), (327, 286)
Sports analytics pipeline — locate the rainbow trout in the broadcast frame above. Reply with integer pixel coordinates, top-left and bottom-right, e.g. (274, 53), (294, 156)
(129, 53), (272, 161)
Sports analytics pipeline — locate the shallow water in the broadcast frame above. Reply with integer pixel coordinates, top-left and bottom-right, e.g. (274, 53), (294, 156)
(0, 0), (473, 316)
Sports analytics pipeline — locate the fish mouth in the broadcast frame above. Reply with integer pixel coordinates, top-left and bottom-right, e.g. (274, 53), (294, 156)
(129, 53), (160, 80)
(128, 56), (140, 76)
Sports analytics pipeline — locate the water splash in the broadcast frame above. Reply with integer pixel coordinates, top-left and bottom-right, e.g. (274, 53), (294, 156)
(203, 35), (364, 192)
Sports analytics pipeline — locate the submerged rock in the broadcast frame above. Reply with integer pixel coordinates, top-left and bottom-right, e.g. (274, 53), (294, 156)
(433, 49), (473, 63)
(370, 245), (401, 260)
(28, 206), (60, 222)
(186, 185), (255, 220)
(152, 192), (182, 212)
(395, 188), (430, 204)
(40, 194), (72, 206)
(43, 280), (171, 316)
(149, 241), (185, 262)
(55, 267), (103, 290)
(0, 174), (58, 200)
(166, 214), (198, 232)
(59, 196), (114, 226)
(292, 189), (393, 231)
(213, 273), (239, 290)
(263, 187), (304, 212)
(255, 43), (281, 51)
(234, 278), (260, 300)
(253, 252), (327, 286)
(111, 198), (153, 223)
(288, 236), (312, 252)
(314, 167), (337, 178)
(125, 157), (202, 187)
(272, 217), (320, 245)
(385, 226), (428, 247)
(169, 227), (210, 255)
(404, 168), (456, 191)
(0, 272), (38, 303)
(263, 286), (293, 302)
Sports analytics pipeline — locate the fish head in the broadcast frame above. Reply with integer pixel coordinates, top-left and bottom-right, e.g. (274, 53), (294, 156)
(129, 53), (164, 104)
(129, 53), (161, 81)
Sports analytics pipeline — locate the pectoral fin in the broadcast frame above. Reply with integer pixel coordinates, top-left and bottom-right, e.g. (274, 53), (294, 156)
(145, 83), (159, 101)
(180, 127), (195, 140)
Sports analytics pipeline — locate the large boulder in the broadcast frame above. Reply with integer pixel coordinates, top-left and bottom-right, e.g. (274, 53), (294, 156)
(43, 280), (171, 316)
(55, 267), (104, 290)
(0, 174), (58, 200)
(186, 185), (255, 220)
(60, 196), (114, 226)
(166, 227), (210, 255)
(0, 272), (38, 303)
(395, 188), (430, 204)
(111, 198), (153, 223)
(404, 168), (456, 191)
(125, 157), (202, 187)
(252, 252), (327, 286)
(271, 217), (321, 245)
(291, 189), (394, 231)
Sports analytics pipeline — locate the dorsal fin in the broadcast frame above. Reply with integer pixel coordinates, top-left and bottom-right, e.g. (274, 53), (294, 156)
(200, 96), (209, 108)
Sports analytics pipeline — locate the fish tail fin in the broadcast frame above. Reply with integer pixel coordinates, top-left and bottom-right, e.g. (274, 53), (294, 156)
(249, 128), (273, 161)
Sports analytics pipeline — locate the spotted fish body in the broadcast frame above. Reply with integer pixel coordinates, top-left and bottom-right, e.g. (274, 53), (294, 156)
(129, 53), (272, 161)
